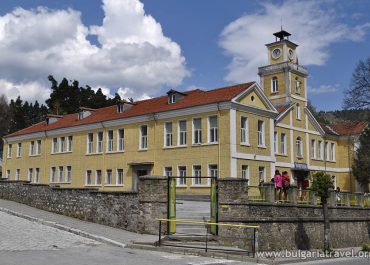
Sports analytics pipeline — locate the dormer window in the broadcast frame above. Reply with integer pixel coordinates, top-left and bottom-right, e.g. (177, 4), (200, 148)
(45, 114), (63, 125)
(167, 89), (185, 104)
(78, 112), (84, 120)
(117, 104), (124, 113)
(116, 100), (135, 113)
(77, 107), (95, 120)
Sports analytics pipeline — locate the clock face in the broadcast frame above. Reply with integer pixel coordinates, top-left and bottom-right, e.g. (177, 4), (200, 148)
(272, 48), (281, 59)
(288, 49), (294, 59)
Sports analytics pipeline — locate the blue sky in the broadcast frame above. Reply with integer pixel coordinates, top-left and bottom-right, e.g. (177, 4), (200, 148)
(0, 0), (369, 111)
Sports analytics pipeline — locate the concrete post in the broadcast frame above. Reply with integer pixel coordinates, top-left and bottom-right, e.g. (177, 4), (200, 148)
(288, 184), (298, 204)
(328, 189), (336, 207)
(309, 189), (318, 205)
(262, 183), (275, 203)
(341, 191), (350, 207)
(354, 192), (364, 207)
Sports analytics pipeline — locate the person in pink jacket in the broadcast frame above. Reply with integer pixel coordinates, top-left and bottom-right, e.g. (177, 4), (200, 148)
(274, 170), (283, 201)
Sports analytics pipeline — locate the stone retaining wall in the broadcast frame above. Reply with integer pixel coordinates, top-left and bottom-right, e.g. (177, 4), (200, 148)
(0, 176), (167, 234)
(217, 179), (370, 251)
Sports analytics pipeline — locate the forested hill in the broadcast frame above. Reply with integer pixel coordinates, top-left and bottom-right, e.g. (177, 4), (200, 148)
(314, 109), (370, 124)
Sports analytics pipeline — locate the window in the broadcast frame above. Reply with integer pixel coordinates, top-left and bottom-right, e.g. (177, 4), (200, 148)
(6, 170), (10, 179)
(16, 169), (20, 181)
(296, 137), (303, 157)
(66, 166), (72, 183)
(7, 144), (12, 158)
(271, 76), (278, 93)
(164, 122), (173, 147)
(106, 169), (112, 185)
(209, 164), (218, 178)
(280, 133), (286, 154)
(257, 120), (265, 147)
(86, 170), (92, 185)
(208, 116), (218, 143)
(36, 140), (41, 155)
(164, 167), (172, 177)
(193, 118), (202, 144)
(17, 143), (22, 157)
(50, 167), (56, 183)
(140, 125), (148, 149)
(258, 167), (265, 183)
(324, 141), (329, 160)
(97, 132), (103, 153)
(28, 168), (33, 182)
(193, 165), (202, 185)
(118, 129), (124, 151)
(58, 166), (64, 182)
(178, 166), (186, 185)
(96, 170), (102, 185)
(330, 143), (335, 161)
(241, 165), (249, 180)
(296, 103), (301, 120)
(87, 133), (93, 154)
(318, 140), (323, 159)
(311, 139), (316, 159)
(117, 104), (124, 113)
(35, 168), (40, 183)
(67, 136), (73, 152)
(117, 169), (124, 185)
(168, 94), (176, 104)
(241, 116), (249, 144)
(107, 130), (114, 152)
(30, 141), (35, 155)
(60, 137), (65, 152)
(295, 77), (301, 94)
(274, 132), (278, 154)
(179, 120), (187, 146)
(52, 138), (58, 153)
(78, 111), (84, 120)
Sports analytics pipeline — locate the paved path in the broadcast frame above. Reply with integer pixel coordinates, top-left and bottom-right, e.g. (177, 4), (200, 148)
(0, 199), (157, 245)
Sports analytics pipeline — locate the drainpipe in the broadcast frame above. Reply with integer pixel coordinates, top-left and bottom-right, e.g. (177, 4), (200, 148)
(217, 103), (221, 178)
(100, 122), (106, 188)
(152, 113), (157, 176)
(347, 135), (352, 192)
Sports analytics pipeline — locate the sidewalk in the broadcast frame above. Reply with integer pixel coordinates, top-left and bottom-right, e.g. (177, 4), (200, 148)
(0, 199), (157, 247)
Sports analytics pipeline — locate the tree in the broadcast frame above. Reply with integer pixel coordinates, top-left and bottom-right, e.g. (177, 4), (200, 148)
(0, 95), (11, 151)
(343, 57), (370, 110)
(352, 126), (370, 193)
(311, 171), (334, 252)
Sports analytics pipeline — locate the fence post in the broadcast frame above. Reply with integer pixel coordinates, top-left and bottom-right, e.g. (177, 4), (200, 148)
(288, 184), (298, 204)
(309, 189), (317, 205)
(354, 192), (364, 207)
(328, 189), (336, 206)
(342, 191), (350, 206)
(263, 183), (275, 203)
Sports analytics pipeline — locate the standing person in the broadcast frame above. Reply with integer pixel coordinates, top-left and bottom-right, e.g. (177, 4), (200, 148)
(274, 170), (283, 201)
(258, 175), (265, 201)
(282, 171), (291, 201)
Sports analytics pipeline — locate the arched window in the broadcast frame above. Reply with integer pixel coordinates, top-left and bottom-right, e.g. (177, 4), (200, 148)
(271, 77), (278, 93)
(295, 77), (301, 94)
(296, 103), (301, 120)
(296, 137), (303, 157)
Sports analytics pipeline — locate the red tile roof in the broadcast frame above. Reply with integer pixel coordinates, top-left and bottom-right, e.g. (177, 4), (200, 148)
(323, 121), (368, 136)
(7, 82), (255, 137)
(274, 103), (292, 114)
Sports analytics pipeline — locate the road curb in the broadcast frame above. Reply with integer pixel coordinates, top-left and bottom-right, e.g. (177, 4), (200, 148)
(0, 206), (126, 248)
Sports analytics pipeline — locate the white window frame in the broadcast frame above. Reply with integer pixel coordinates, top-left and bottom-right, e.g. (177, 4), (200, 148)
(117, 129), (125, 151)
(168, 94), (176, 104)
(86, 170), (92, 185)
(318, 140), (323, 159)
(258, 166), (265, 183)
(29, 141), (35, 156)
(36, 140), (41, 155)
(164, 167), (172, 177)
(97, 132), (103, 153)
(295, 77), (301, 94)
(192, 165), (202, 186)
(16, 169), (20, 181)
(241, 165), (249, 180)
(50, 167), (56, 183)
(106, 169), (113, 185)
(311, 139), (316, 159)
(178, 120), (187, 146)
(193, 118), (202, 144)
(87, 133), (93, 154)
(296, 103), (301, 120)
(117, 169), (124, 185)
(35, 168), (40, 183)
(274, 131), (278, 154)
(96, 170), (102, 185)
(17, 143), (22, 157)
(330, 143), (335, 161)
(240, 116), (249, 145)
(324, 141), (329, 161)
(60, 137), (65, 153)
(28, 168), (33, 182)
(164, 122), (173, 147)
(208, 116), (218, 143)
(52, 138), (58, 153)
(280, 133), (287, 154)
(58, 166), (64, 183)
(7, 144), (12, 158)
(257, 120), (265, 147)
(107, 130), (114, 152)
(296, 137), (303, 157)
(271, 77), (278, 93)
(208, 164), (218, 186)
(178, 166), (187, 186)
(67, 136), (73, 152)
(140, 125), (148, 150)
(66, 166), (72, 183)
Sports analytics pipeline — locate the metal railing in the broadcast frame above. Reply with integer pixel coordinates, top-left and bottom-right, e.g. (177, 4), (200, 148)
(156, 218), (260, 257)
(365, 196), (370, 207)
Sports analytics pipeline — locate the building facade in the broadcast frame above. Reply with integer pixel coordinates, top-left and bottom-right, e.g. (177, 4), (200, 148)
(2, 30), (367, 193)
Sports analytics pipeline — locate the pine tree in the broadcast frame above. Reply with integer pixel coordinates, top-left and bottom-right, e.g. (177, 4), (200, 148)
(353, 126), (370, 192)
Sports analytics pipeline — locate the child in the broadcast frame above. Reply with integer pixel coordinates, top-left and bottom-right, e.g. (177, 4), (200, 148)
(274, 170), (283, 201)
(282, 171), (291, 201)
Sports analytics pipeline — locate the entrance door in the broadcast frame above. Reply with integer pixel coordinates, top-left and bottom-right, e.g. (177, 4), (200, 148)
(131, 164), (153, 191)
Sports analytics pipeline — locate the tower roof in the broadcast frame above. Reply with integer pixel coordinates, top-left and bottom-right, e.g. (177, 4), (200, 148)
(273, 29), (291, 41)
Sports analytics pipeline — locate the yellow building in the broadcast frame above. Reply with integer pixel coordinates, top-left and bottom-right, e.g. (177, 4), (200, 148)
(1, 30), (368, 193)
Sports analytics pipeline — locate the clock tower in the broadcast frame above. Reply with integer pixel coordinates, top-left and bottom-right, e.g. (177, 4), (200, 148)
(258, 29), (308, 107)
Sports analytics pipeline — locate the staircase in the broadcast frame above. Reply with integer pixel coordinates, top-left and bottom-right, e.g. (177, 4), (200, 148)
(175, 199), (210, 235)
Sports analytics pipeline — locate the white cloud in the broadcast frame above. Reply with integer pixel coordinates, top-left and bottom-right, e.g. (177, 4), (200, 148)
(219, 0), (370, 84)
(0, 79), (50, 103)
(309, 84), (339, 94)
(0, 0), (189, 103)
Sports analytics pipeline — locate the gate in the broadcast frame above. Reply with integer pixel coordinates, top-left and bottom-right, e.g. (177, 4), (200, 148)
(167, 176), (218, 235)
